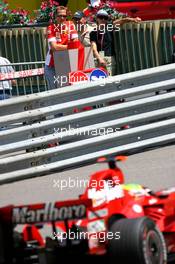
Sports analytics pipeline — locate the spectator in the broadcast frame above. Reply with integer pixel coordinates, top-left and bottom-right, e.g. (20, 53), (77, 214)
(90, 9), (141, 76)
(44, 6), (78, 89)
(72, 11), (94, 47)
(0, 56), (16, 100)
(83, 0), (101, 16)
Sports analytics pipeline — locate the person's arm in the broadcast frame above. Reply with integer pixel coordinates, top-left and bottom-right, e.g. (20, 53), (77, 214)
(69, 21), (79, 42)
(11, 79), (16, 85)
(50, 41), (68, 51)
(7, 64), (16, 86)
(113, 17), (141, 26)
(90, 30), (107, 66)
(91, 41), (106, 67)
(46, 24), (68, 51)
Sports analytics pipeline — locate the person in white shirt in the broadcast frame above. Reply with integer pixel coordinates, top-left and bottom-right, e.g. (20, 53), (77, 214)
(0, 56), (15, 100)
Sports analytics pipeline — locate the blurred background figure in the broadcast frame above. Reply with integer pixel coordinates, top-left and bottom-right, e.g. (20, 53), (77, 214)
(90, 9), (141, 76)
(72, 10), (94, 47)
(90, 9), (116, 76)
(0, 56), (16, 100)
(44, 6), (78, 89)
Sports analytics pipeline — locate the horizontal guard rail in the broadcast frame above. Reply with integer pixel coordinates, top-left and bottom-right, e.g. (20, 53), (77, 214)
(1, 79), (175, 127)
(0, 91), (175, 145)
(0, 133), (175, 185)
(1, 64), (175, 184)
(1, 63), (175, 116)
(0, 105), (175, 155)
(0, 117), (175, 173)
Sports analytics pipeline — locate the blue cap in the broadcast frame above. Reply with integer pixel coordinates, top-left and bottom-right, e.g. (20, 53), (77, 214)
(73, 11), (84, 19)
(96, 9), (109, 17)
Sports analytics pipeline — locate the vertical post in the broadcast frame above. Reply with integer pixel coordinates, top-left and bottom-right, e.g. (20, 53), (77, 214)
(153, 20), (161, 66)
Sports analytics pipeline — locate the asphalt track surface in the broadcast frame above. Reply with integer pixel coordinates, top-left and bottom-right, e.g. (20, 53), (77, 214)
(0, 144), (175, 207)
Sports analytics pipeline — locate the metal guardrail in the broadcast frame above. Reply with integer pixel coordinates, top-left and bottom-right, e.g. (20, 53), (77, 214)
(1, 62), (175, 116)
(0, 64), (175, 184)
(160, 20), (175, 65)
(0, 79), (175, 127)
(113, 20), (175, 74)
(0, 27), (46, 63)
(0, 61), (47, 96)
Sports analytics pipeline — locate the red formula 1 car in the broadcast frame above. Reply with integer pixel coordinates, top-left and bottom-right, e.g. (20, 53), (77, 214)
(1, 156), (175, 264)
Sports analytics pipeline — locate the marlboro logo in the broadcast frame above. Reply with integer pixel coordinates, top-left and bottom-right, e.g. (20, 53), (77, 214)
(13, 203), (87, 224)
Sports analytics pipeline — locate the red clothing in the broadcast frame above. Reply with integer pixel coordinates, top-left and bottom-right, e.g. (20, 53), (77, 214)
(68, 40), (85, 70)
(45, 21), (78, 67)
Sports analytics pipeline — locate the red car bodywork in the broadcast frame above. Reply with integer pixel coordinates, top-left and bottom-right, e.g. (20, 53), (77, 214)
(110, 1), (175, 20)
(78, 157), (175, 255)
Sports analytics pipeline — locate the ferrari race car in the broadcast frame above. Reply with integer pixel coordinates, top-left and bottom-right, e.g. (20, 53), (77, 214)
(1, 156), (175, 264)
